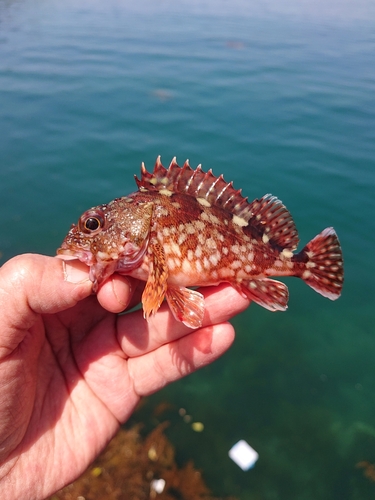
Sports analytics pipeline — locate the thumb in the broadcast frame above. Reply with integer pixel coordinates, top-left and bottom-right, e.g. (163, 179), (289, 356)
(0, 254), (92, 322)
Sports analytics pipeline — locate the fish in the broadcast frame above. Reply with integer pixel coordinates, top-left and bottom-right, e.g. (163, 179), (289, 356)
(57, 157), (344, 328)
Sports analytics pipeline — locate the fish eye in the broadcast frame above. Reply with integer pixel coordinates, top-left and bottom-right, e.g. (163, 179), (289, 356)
(79, 210), (105, 234)
(85, 217), (101, 231)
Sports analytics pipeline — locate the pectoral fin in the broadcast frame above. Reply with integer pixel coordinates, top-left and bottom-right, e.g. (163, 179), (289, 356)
(166, 286), (205, 328)
(142, 242), (168, 320)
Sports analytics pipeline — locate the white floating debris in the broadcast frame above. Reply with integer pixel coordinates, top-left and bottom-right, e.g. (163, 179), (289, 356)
(150, 478), (166, 494)
(228, 440), (259, 470)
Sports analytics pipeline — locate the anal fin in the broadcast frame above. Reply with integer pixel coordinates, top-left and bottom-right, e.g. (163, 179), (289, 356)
(166, 286), (205, 328)
(236, 278), (289, 312)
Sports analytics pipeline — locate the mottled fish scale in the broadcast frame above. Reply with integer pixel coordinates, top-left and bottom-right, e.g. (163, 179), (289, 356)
(58, 157), (344, 328)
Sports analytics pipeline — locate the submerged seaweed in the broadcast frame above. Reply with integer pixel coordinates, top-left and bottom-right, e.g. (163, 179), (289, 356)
(49, 420), (237, 500)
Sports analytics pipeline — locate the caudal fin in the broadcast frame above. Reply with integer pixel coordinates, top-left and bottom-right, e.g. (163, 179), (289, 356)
(297, 227), (344, 300)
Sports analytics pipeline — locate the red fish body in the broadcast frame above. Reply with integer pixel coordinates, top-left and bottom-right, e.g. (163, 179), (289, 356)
(57, 157), (344, 328)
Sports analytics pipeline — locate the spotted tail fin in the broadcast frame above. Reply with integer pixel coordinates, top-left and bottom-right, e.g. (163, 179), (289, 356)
(297, 227), (344, 300)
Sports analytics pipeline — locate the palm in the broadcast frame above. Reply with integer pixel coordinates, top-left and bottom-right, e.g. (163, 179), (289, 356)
(2, 296), (120, 496)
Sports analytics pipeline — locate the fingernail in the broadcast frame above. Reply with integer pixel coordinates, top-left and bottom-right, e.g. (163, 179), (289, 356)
(62, 259), (90, 284)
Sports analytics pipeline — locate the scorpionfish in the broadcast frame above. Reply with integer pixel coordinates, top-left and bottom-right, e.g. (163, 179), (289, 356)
(57, 157), (344, 328)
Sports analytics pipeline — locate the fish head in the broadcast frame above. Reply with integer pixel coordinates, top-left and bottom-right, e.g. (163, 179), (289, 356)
(57, 196), (153, 290)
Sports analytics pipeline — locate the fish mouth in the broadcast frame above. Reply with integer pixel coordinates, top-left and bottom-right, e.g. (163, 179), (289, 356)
(56, 247), (77, 257)
(57, 245), (95, 266)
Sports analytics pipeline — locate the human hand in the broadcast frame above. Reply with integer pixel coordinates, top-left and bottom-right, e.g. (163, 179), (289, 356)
(0, 253), (250, 499)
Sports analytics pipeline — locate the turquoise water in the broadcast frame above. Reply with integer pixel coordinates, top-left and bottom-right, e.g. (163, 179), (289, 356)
(1, 1), (375, 498)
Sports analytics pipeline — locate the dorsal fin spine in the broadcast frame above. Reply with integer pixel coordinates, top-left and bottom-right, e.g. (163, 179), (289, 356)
(204, 170), (220, 198)
(184, 163), (196, 191)
(196, 169), (214, 198)
(169, 156), (177, 168)
(215, 179), (232, 204)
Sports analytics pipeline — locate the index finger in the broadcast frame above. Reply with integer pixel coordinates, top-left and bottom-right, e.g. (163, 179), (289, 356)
(116, 283), (251, 357)
(96, 274), (142, 313)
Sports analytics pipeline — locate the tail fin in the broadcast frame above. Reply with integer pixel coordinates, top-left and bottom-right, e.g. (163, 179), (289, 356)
(297, 227), (343, 300)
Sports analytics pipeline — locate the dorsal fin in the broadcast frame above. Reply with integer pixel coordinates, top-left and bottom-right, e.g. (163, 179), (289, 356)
(135, 156), (246, 210)
(248, 195), (299, 250)
(135, 157), (299, 250)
